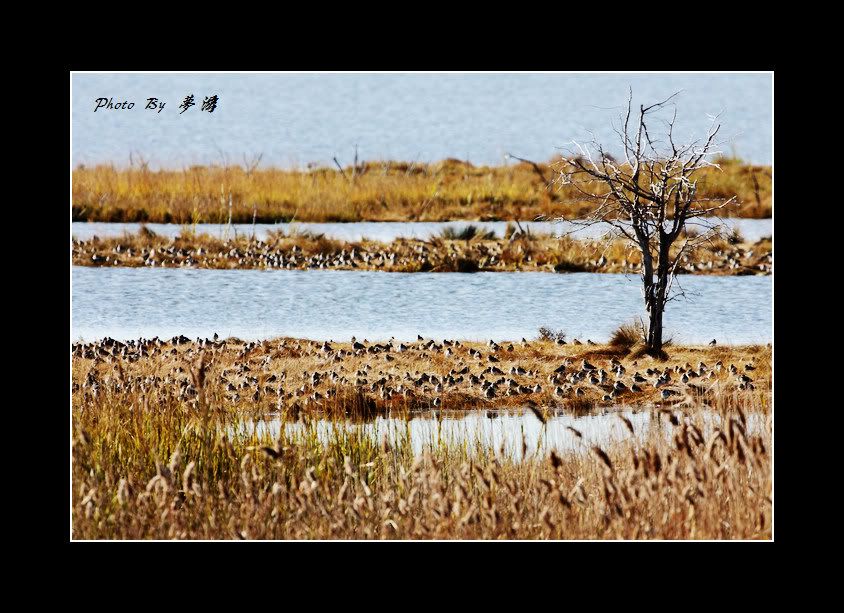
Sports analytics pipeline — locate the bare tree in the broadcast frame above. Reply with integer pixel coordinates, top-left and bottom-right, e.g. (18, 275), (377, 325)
(554, 90), (736, 352)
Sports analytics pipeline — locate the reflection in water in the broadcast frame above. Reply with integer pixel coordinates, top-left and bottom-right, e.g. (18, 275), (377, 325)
(71, 219), (773, 243)
(236, 408), (766, 460)
(72, 266), (772, 344)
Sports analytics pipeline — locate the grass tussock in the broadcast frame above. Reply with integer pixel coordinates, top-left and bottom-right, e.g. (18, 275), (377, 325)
(439, 224), (497, 241)
(72, 156), (771, 224)
(609, 320), (645, 349)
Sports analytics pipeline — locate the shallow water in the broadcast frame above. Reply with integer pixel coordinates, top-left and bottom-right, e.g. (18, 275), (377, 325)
(71, 218), (772, 243)
(72, 73), (772, 167)
(71, 267), (771, 344)
(239, 408), (766, 459)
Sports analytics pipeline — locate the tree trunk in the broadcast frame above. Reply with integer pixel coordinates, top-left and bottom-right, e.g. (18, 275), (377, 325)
(646, 238), (671, 351)
(648, 301), (664, 350)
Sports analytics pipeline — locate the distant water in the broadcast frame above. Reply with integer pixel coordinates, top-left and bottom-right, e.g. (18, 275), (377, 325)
(71, 267), (771, 345)
(72, 73), (772, 168)
(71, 218), (772, 243)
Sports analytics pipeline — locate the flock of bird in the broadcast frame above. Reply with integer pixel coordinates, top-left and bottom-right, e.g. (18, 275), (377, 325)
(72, 235), (771, 275)
(72, 334), (765, 415)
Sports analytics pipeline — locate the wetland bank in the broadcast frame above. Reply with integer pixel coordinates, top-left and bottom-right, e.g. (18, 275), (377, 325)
(72, 156), (772, 224)
(72, 183), (773, 539)
(71, 74), (773, 540)
(72, 334), (771, 539)
(73, 226), (771, 275)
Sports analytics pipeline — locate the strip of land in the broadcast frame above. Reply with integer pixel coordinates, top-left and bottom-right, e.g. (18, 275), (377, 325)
(72, 157), (772, 223)
(73, 334), (771, 416)
(73, 228), (772, 275)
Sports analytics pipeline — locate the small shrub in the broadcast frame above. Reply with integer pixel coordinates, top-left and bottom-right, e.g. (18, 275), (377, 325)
(537, 327), (566, 342)
(554, 260), (589, 273)
(138, 224), (156, 239)
(455, 257), (479, 273)
(609, 320), (644, 349)
(727, 227), (745, 245)
(440, 225), (496, 241)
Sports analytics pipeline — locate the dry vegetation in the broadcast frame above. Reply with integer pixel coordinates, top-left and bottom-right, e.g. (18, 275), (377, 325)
(72, 156), (771, 224)
(72, 358), (770, 540)
(73, 406), (771, 540)
(72, 335), (771, 416)
(73, 227), (771, 275)
(72, 334), (771, 539)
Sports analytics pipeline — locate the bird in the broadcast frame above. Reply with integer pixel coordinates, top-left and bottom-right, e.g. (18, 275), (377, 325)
(581, 359), (596, 371)
(709, 339), (717, 346)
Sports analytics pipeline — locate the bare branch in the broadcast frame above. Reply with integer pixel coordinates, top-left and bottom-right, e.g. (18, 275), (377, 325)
(550, 90), (740, 350)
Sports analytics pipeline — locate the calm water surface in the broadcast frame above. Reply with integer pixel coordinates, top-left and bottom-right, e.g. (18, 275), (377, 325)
(72, 73), (772, 168)
(240, 408), (767, 459)
(71, 219), (772, 243)
(71, 267), (771, 344)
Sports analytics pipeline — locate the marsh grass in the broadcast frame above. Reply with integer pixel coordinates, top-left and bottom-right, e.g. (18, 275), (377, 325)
(72, 336), (771, 539)
(72, 157), (771, 223)
(72, 392), (771, 539)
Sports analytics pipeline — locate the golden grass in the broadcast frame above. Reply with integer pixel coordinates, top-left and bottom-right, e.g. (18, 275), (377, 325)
(72, 156), (772, 223)
(72, 380), (771, 539)
(72, 335), (771, 539)
(73, 228), (772, 275)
